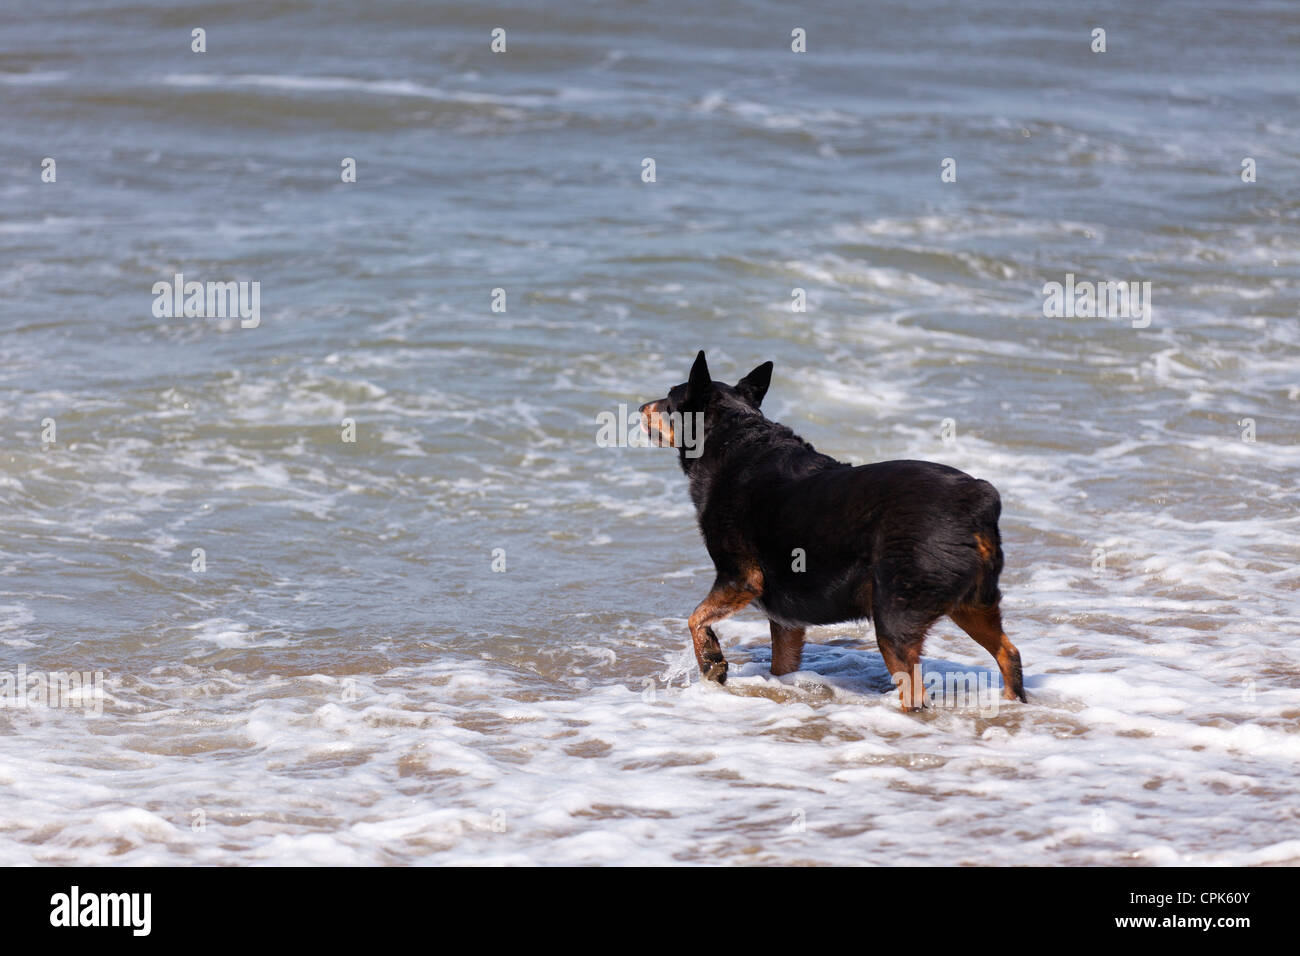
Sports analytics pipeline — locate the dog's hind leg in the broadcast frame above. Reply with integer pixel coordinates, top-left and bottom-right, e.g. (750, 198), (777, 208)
(769, 621), (806, 676)
(949, 603), (1025, 702)
(688, 571), (762, 685)
(872, 597), (940, 711)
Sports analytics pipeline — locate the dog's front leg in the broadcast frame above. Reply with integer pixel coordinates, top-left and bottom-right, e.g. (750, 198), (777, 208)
(687, 573), (762, 685)
(769, 622), (806, 676)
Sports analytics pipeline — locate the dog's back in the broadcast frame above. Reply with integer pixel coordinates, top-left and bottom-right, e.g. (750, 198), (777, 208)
(743, 460), (1004, 629)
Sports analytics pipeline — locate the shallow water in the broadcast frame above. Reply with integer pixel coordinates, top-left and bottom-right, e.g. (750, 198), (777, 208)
(1, 1), (1298, 864)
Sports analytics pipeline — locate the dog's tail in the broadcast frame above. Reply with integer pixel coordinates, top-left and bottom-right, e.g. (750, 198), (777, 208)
(969, 479), (1004, 608)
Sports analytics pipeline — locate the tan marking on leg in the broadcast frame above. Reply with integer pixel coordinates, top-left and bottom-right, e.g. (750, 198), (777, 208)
(896, 644), (927, 711)
(687, 567), (763, 684)
(949, 603), (1025, 702)
(874, 640), (918, 710)
(769, 621), (806, 676)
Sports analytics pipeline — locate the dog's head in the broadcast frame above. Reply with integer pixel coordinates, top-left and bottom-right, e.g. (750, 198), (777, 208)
(639, 351), (773, 456)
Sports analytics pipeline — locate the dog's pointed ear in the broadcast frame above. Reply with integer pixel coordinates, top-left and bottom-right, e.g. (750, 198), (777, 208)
(736, 361), (773, 407)
(686, 350), (712, 403)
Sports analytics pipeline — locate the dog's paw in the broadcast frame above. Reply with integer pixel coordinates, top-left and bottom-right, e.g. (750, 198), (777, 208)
(703, 659), (728, 684)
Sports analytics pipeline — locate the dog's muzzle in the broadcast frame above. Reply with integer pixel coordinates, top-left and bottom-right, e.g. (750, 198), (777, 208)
(639, 401), (675, 447)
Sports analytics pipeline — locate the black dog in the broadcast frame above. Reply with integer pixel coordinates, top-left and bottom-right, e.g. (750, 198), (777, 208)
(639, 351), (1025, 710)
